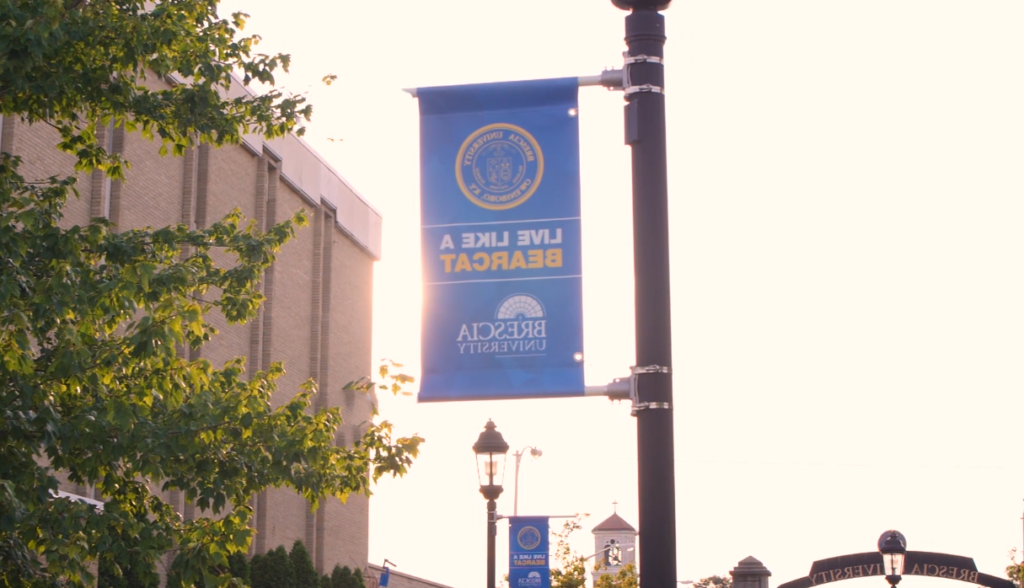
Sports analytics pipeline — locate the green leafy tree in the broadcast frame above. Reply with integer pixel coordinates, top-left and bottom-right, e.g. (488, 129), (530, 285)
(594, 563), (638, 588)
(227, 552), (251, 586)
(549, 517), (588, 588)
(0, 0), (422, 586)
(352, 567), (366, 588)
(94, 511), (160, 588)
(290, 541), (319, 588)
(319, 574), (332, 588)
(1005, 549), (1021, 588)
(98, 552), (157, 588)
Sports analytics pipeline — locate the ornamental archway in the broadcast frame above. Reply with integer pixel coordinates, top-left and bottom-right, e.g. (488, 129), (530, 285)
(777, 550), (1014, 588)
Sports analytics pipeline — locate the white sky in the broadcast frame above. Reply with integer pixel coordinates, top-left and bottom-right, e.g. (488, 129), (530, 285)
(214, 1), (1024, 587)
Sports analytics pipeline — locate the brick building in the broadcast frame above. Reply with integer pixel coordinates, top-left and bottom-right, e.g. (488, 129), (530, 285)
(0, 73), (382, 576)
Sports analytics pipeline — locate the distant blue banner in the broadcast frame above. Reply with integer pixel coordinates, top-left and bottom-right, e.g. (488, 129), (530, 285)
(509, 517), (550, 588)
(417, 79), (584, 402)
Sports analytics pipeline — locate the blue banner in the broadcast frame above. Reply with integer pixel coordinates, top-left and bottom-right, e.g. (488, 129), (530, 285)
(509, 516), (550, 588)
(417, 78), (585, 402)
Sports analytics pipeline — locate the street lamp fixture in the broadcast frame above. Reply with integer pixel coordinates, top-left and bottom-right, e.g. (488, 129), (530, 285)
(513, 445), (542, 516)
(611, 0), (672, 10)
(473, 420), (509, 588)
(878, 530), (907, 587)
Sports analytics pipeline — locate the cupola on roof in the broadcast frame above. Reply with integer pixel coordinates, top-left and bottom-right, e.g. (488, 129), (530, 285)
(593, 512), (637, 533)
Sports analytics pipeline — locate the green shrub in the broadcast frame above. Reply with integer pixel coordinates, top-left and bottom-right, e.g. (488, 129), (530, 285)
(331, 565), (353, 588)
(252, 546), (296, 588)
(250, 554), (264, 581)
(290, 540), (319, 588)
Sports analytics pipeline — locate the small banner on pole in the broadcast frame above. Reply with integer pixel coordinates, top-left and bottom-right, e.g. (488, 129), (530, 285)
(416, 79), (584, 402)
(509, 516), (551, 588)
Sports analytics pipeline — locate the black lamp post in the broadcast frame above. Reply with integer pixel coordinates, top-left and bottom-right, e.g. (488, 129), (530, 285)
(473, 420), (509, 588)
(878, 530), (907, 587)
(610, 1), (677, 588)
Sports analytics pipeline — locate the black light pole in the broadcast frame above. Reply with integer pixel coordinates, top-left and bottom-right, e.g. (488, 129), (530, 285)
(611, 1), (677, 587)
(473, 420), (510, 588)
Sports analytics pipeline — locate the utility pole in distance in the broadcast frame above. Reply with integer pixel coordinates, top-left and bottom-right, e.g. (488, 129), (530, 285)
(611, 0), (677, 587)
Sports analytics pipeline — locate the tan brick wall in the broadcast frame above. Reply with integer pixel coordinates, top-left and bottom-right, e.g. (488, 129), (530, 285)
(199, 145), (260, 372)
(269, 180), (317, 409)
(252, 172), (317, 556)
(7, 119), (91, 227)
(318, 218), (376, 572)
(118, 127), (183, 231)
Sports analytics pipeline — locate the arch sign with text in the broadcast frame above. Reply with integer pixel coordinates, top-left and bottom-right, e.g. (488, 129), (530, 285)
(777, 551), (1014, 588)
(415, 79), (585, 402)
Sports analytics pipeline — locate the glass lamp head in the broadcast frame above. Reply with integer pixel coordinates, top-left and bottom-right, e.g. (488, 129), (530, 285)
(473, 420), (509, 489)
(878, 530), (907, 586)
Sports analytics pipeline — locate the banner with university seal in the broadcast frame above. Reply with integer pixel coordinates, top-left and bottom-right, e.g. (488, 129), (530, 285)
(509, 516), (550, 588)
(416, 78), (584, 402)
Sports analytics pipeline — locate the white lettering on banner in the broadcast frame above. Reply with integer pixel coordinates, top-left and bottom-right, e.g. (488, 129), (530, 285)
(517, 228), (562, 246)
(460, 231), (511, 249)
(455, 294), (550, 356)
(457, 320), (547, 341)
(457, 339), (548, 355)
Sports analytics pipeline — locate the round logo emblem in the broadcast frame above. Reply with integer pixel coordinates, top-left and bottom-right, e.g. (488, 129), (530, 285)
(456, 123), (544, 210)
(517, 526), (542, 551)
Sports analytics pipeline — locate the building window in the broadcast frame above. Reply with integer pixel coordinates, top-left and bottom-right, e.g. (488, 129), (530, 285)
(605, 539), (622, 566)
(102, 121), (114, 218)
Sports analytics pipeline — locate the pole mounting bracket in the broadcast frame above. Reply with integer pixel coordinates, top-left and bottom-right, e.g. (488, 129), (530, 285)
(631, 364), (671, 375)
(624, 84), (665, 95)
(623, 53), (665, 96)
(629, 365), (673, 415)
(623, 54), (664, 65)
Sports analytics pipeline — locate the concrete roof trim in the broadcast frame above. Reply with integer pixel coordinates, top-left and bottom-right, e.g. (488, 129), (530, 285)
(366, 564), (455, 588)
(164, 72), (383, 260)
